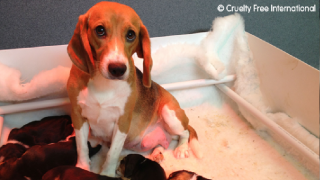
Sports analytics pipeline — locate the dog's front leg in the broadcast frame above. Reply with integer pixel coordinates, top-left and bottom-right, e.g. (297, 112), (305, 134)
(74, 120), (91, 171)
(100, 122), (128, 177)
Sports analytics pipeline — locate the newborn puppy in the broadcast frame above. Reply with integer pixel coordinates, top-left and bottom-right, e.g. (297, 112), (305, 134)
(0, 138), (101, 180)
(0, 158), (21, 180)
(168, 170), (211, 180)
(0, 115), (74, 164)
(117, 154), (166, 180)
(0, 143), (27, 163)
(7, 115), (74, 147)
(42, 166), (122, 180)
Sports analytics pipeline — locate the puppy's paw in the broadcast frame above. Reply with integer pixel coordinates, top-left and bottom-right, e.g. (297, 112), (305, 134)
(150, 146), (165, 163)
(174, 144), (190, 159)
(151, 152), (164, 163)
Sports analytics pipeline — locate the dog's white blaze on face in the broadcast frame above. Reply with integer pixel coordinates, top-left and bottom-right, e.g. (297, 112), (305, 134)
(99, 43), (130, 80)
(77, 72), (131, 139)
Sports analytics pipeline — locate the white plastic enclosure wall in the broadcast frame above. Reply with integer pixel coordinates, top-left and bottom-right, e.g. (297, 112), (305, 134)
(247, 34), (319, 137)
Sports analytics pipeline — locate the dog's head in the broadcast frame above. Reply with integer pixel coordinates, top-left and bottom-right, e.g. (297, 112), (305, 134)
(68, 2), (152, 87)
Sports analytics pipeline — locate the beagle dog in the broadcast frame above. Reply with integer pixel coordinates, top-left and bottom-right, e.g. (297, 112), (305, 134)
(67, 1), (202, 176)
(117, 154), (166, 180)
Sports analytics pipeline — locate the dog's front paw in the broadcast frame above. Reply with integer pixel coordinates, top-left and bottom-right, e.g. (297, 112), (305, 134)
(100, 169), (117, 177)
(100, 163), (118, 177)
(76, 159), (91, 171)
(174, 143), (190, 159)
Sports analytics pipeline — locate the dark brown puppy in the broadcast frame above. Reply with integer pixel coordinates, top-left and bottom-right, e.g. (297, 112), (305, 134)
(0, 138), (101, 180)
(42, 166), (123, 180)
(0, 115), (74, 166)
(8, 115), (74, 147)
(0, 143), (27, 163)
(117, 154), (166, 180)
(168, 170), (211, 180)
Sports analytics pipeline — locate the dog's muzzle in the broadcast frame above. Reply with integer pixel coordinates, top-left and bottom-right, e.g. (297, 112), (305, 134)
(108, 63), (127, 79)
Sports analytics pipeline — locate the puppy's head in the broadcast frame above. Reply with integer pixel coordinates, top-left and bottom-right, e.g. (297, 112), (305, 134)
(168, 170), (210, 180)
(168, 170), (195, 180)
(68, 2), (152, 87)
(117, 154), (146, 178)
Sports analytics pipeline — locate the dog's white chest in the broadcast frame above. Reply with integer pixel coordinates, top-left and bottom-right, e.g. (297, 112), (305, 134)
(77, 74), (131, 139)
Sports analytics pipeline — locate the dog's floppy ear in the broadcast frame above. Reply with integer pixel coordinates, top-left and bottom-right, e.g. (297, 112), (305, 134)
(136, 23), (153, 88)
(67, 13), (95, 75)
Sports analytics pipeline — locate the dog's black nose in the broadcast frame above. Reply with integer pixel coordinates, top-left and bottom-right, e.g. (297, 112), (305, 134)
(108, 63), (127, 77)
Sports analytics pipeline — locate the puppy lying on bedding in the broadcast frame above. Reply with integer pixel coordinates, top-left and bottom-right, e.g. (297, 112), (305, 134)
(43, 154), (166, 180)
(0, 115), (73, 163)
(168, 170), (211, 180)
(0, 143), (27, 163)
(42, 165), (122, 180)
(0, 137), (101, 180)
(0, 115), (99, 180)
(117, 154), (166, 180)
(7, 115), (74, 147)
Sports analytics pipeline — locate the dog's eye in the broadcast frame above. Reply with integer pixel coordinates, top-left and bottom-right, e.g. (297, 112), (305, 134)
(126, 30), (136, 42)
(95, 26), (106, 37)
